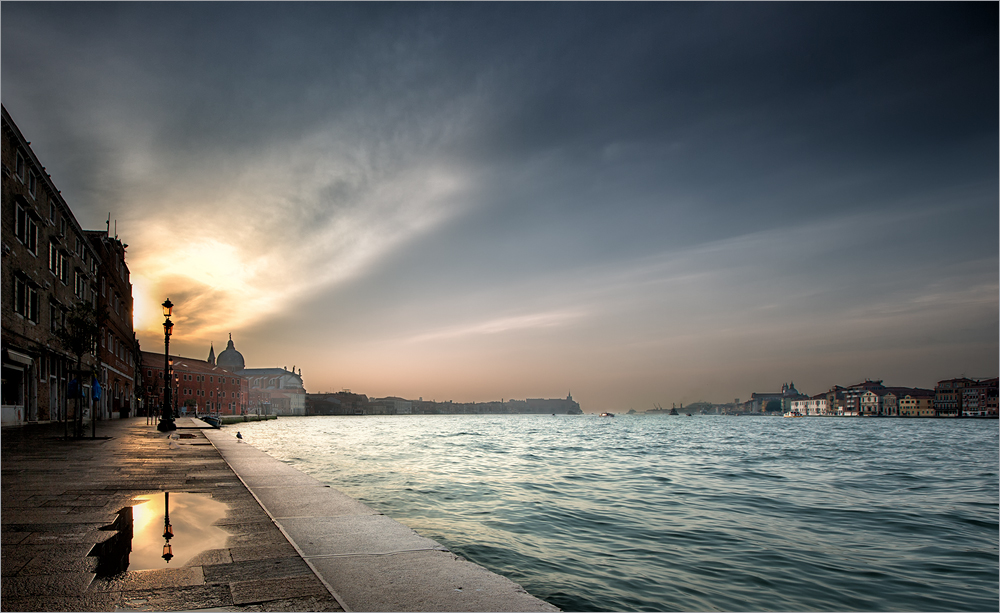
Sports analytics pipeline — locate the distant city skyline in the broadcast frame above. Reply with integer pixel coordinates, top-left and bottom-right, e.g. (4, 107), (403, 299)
(3, 3), (996, 410)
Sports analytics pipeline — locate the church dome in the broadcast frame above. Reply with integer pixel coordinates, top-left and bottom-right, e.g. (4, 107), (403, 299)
(216, 335), (245, 372)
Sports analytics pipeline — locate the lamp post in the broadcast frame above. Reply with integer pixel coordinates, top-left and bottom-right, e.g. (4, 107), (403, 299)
(157, 299), (176, 432)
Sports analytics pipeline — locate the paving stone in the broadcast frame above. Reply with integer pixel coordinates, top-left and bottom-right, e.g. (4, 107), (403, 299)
(202, 556), (312, 583)
(0, 571), (95, 597)
(182, 548), (234, 567)
(229, 574), (331, 605)
(16, 550), (100, 575)
(89, 566), (205, 592)
(1, 530), (30, 545)
(228, 541), (300, 562)
(226, 594), (344, 612)
(115, 583), (234, 611)
(0, 592), (119, 611)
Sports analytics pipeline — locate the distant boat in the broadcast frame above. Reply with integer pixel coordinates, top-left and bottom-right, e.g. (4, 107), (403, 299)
(783, 411), (805, 418)
(599, 412), (615, 418)
(685, 413), (692, 417)
(668, 408), (679, 415)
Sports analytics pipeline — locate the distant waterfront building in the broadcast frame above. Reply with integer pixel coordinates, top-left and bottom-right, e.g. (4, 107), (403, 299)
(860, 389), (890, 416)
(307, 393), (582, 415)
(306, 391), (369, 415)
(897, 389), (936, 417)
(750, 379), (990, 419)
(524, 393), (582, 414)
(791, 393), (833, 416)
(935, 377), (999, 418)
(748, 382), (807, 413)
(207, 335), (305, 416)
(370, 396), (412, 415)
(841, 380), (885, 416)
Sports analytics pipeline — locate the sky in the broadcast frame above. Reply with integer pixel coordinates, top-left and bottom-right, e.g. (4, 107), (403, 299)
(3, 2), (997, 411)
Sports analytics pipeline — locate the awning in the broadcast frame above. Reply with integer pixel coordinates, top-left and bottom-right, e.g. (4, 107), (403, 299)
(4, 349), (33, 366)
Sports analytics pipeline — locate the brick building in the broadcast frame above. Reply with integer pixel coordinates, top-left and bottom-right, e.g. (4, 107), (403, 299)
(141, 351), (248, 416)
(1, 105), (106, 426)
(936, 377), (999, 418)
(86, 229), (139, 419)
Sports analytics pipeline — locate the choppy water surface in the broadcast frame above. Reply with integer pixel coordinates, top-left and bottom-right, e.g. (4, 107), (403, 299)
(234, 415), (998, 611)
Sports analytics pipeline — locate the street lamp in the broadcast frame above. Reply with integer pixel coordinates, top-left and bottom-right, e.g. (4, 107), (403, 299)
(157, 299), (176, 432)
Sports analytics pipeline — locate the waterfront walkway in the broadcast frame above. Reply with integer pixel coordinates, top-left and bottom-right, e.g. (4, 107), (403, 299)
(1, 417), (557, 612)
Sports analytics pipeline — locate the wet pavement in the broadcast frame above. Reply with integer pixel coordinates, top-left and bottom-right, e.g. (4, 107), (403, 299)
(1, 417), (341, 612)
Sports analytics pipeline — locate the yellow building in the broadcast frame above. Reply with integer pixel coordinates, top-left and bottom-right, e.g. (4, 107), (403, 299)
(898, 391), (935, 417)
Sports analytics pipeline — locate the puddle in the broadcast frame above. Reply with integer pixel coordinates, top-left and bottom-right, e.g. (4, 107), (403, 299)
(90, 492), (230, 575)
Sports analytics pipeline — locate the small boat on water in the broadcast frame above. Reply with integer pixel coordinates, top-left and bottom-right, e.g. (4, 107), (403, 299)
(685, 413), (692, 417)
(200, 414), (222, 428)
(783, 410), (805, 418)
(599, 412), (615, 417)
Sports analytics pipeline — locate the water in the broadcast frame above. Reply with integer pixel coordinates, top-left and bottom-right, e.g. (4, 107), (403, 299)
(232, 415), (998, 611)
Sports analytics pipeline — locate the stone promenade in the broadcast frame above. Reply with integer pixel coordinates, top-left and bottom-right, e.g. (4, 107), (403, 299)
(2, 417), (342, 611)
(2, 417), (559, 612)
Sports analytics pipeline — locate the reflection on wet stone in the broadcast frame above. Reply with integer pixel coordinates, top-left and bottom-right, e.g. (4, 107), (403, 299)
(89, 506), (133, 577)
(88, 492), (231, 576)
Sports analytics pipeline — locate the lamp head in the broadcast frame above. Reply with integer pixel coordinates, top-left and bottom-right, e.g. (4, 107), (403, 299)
(163, 319), (174, 337)
(161, 298), (174, 317)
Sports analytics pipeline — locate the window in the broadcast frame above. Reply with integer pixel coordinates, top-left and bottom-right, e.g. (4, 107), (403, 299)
(49, 241), (59, 274)
(50, 303), (60, 332)
(59, 217), (66, 237)
(15, 151), (25, 181)
(74, 270), (85, 298)
(28, 171), (37, 198)
(49, 202), (56, 222)
(14, 204), (38, 253)
(59, 253), (69, 284)
(13, 276), (39, 323)
(14, 277), (26, 316)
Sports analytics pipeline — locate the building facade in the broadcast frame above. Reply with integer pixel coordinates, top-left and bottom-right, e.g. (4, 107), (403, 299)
(791, 393), (833, 416)
(897, 390), (935, 417)
(86, 229), (139, 419)
(935, 377), (1000, 418)
(748, 382), (807, 414)
(141, 351), (248, 416)
(1, 106), (105, 426)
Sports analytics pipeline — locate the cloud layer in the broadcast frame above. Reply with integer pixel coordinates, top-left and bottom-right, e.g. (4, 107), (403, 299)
(3, 3), (996, 409)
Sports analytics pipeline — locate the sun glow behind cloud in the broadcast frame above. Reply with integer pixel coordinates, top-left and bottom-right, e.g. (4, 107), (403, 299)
(128, 150), (469, 354)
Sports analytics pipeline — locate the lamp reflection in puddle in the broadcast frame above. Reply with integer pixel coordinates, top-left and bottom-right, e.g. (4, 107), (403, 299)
(162, 492), (174, 562)
(124, 491), (230, 570)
